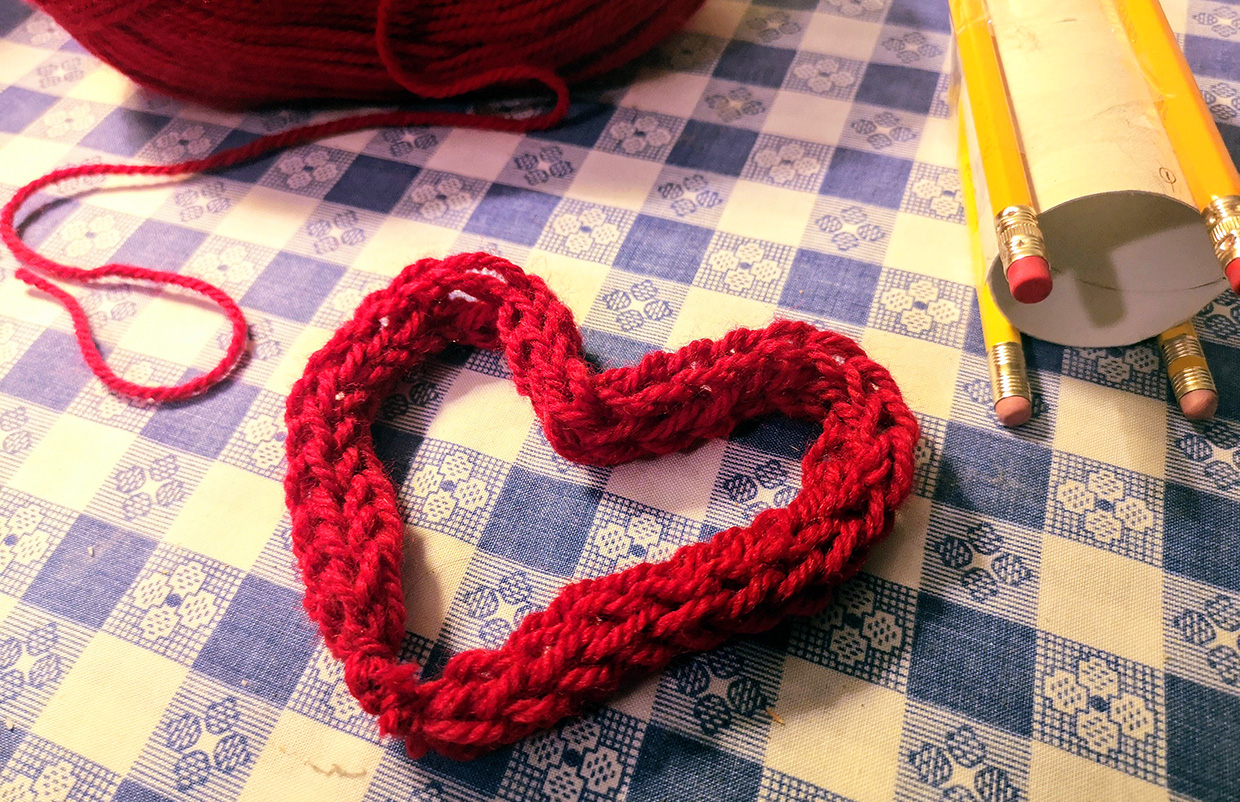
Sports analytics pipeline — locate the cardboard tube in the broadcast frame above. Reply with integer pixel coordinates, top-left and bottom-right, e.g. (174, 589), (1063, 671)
(960, 0), (1226, 347)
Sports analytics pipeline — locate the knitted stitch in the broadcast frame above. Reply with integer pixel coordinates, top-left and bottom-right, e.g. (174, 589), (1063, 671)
(283, 252), (920, 760)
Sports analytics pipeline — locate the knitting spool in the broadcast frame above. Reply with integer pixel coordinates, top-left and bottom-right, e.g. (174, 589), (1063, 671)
(958, 0), (1227, 347)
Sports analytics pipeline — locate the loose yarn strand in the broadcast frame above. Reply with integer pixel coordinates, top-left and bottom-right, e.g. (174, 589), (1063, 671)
(0, 94), (570, 402)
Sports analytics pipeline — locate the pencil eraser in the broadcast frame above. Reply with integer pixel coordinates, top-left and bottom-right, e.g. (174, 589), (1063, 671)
(1007, 255), (1053, 304)
(1226, 257), (1240, 295)
(1179, 389), (1218, 421)
(994, 395), (1032, 427)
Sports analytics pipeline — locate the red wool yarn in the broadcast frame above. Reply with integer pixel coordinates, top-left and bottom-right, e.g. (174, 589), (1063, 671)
(1, 110), (579, 403)
(30, 0), (707, 113)
(283, 252), (920, 759)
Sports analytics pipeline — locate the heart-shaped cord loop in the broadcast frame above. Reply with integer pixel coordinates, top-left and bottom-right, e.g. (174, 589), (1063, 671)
(283, 252), (920, 760)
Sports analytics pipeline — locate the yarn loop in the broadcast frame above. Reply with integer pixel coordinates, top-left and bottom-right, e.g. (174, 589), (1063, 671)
(283, 252), (920, 759)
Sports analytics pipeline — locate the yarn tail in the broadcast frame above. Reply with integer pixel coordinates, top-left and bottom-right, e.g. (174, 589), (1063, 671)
(0, 92), (569, 402)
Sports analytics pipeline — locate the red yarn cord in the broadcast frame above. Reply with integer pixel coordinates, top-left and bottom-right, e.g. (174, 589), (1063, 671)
(0, 95), (569, 402)
(283, 252), (919, 760)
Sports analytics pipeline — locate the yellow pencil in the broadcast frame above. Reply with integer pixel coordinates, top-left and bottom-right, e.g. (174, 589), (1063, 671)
(959, 111), (1032, 427)
(1158, 320), (1218, 420)
(1114, 0), (1240, 294)
(949, 0), (1053, 306)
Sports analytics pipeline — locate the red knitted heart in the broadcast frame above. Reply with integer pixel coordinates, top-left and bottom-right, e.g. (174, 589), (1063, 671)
(283, 252), (919, 761)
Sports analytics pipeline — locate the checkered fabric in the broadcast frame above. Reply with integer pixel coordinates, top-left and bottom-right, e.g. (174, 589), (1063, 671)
(0, 0), (1238, 799)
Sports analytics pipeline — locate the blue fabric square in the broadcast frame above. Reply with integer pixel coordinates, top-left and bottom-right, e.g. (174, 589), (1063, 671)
(1219, 123), (1240, 166)
(1024, 338), (1065, 374)
(1202, 340), (1240, 421)
(23, 515), (155, 630)
(371, 423), (423, 487)
(323, 155), (419, 214)
(76, 109), (171, 157)
(479, 465), (602, 575)
(463, 183), (560, 247)
(820, 148), (913, 208)
(667, 120), (759, 176)
(208, 130), (282, 184)
(1164, 482), (1240, 593)
(713, 40), (797, 88)
(630, 724), (762, 802)
(582, 328), (662, 371)
(908, 593), (1037, 736)
(241, 251), (344, 323)
(0, 87), (56, 133)
(1166, 673), (1240, 802)
(141, 376), (261, 459)
(112, 780), (176, 802)
(856, 63), (941, 115)
(729, 415), (818, 461)
(193, 574), (319, 706)
(886, 0), (953, 33)
(1185, 34), (1238, 80)
(530, 100), (615, 148)
(779, 249), (881, 325)
(751, 618), (794, 652)
(0, 329), (94, 411)
(438, 343), (473, 367)
(413, 742), (513, 797)
(613, 215), (714, 284)
(934, 422), (1051, 530)
(110, 220), (207, 270)
(421, 640), (451, 681)
(0, 0), (33, 36)
(963, 297), (986, 357)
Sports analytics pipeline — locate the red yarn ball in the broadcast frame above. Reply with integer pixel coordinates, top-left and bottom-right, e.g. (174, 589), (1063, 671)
(30, 0), (707, 109)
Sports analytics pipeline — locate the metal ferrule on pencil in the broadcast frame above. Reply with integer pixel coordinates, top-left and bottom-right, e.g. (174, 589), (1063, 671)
(1202, 194), (1240, 270)
(986, 340), (1031, 406)
(994, 205), (1048, 273)
(1157, 324), (1216, 402)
